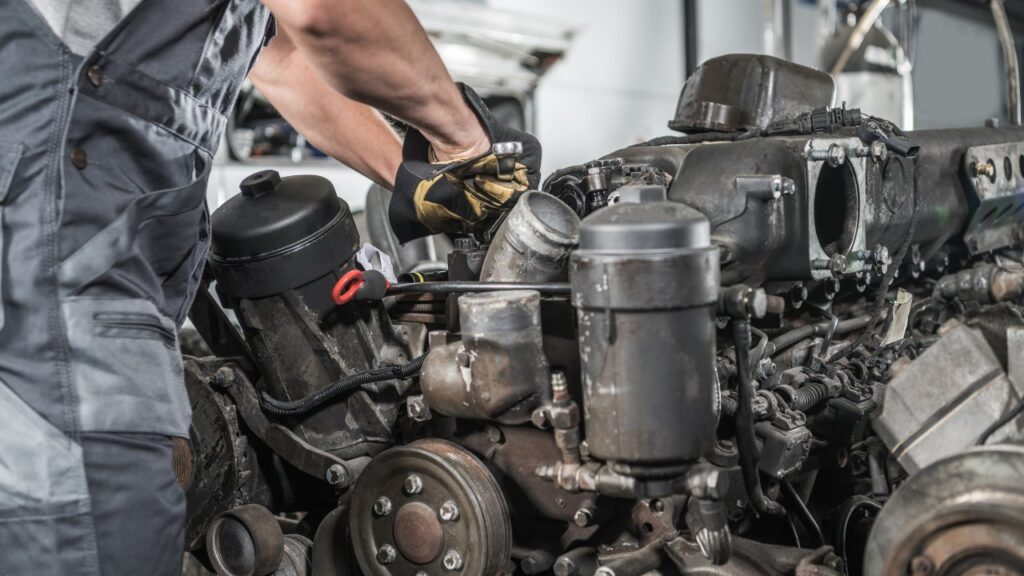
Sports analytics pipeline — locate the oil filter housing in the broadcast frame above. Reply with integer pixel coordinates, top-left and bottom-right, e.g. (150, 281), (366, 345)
(570, 201), (720, 473)
(208, 170), (410, 460)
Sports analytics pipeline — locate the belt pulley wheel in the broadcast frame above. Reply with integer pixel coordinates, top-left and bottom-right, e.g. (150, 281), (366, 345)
(349, 438), (511, 575)
(865, 445), (1024, 575)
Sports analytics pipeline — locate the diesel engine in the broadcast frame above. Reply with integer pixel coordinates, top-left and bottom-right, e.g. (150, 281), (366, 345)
(182, 55), (1024, 576)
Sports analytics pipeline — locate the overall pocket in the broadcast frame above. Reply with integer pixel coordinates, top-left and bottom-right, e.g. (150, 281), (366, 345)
(0, 141), (25, 332)
(62, 297), (191, 437)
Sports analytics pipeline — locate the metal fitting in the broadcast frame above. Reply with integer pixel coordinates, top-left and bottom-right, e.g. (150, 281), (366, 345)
(325, 464), (348, 487)
(373, 496), (393, 517)
(573, 507), (594, 527)
(406, 395), (431, 422)
(404, 474), (424, 495)
(443, 549), (465, 571)
(439, 500), (460, 522)
(376, 544), (397, 565)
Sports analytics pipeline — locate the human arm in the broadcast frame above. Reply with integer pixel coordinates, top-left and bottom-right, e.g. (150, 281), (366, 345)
(249, 26), (402, 188)
(257, 0), (489, 162)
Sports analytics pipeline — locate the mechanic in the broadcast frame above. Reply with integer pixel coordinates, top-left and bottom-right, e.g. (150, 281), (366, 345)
(0, 0), (539, 574)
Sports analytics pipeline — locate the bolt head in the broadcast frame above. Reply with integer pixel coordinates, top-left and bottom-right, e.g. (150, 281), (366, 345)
(870, 140), (888, 162)
(443, 549), (464, 571)
(573, 507), (593, 527)
(827, 143), (847, 167)
(325, 464), (348, 487)
(438, 500), (460, 522)
(404, 474), (424, 495)
(531, 408), (548, 429)
(595, 568), (617, 576)
(376, 544), (397, 565)
(373, 496), (393, 517)
(407, 396), (430, 421)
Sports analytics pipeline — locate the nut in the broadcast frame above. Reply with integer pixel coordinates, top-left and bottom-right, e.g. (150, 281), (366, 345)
(373, 496), (393, 517)
(443, 549), (464, 571)
(404, 474), (424, 495)
(407, 396), (431, 421)
(376, 544), (397, 565)
(324, 464), (348, 487)
(827, 143), (847, 167)
(439, 500), (460, 522)
(573, 507), (594, 527)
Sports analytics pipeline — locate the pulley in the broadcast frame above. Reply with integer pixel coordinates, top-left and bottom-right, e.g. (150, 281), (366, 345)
(865, 444), (1024, 575)
(349, 439), (512, 575)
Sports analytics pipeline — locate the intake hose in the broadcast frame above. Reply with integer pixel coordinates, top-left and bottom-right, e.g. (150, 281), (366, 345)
(791, 381), (831, 412)
(733, 319), (787, 518)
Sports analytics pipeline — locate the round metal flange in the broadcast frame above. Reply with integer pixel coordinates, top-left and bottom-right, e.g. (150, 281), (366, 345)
(349, 439), (512, 575)
(865, 445), (1024, 575)
(206, 504), (284, 576)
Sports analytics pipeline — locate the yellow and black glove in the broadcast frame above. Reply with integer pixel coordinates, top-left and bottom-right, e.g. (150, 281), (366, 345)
(390, 84), (542, 242)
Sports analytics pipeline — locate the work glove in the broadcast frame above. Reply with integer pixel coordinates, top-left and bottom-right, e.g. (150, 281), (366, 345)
(390, 84), (542, 243)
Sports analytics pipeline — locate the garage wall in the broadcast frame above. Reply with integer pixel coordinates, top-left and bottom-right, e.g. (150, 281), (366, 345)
(490, 0), (686, 174)
(692, 0), (1014, 130)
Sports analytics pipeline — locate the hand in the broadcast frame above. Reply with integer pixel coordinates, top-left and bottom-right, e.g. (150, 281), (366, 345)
(390, 84), (542, 243)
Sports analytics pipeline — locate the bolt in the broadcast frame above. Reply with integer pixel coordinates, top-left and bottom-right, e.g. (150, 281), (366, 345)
(573, 507), (594, 527)
(376, 544), (397, 565)
(910, 555), (935, 576)
(439, 500), (460, 522)
(595, 568), (617, 576)
(373, 496), (393, 517)
(407, 395), (431, 421)
(486, 426), (504, 444)
(531, 407), (548, 429)
(443, 549), (464, 571)
(404, 474), (423, 495)
(870, 140), (888, 162)
(827, 143), (847, 167)
(756, 357), (776, 380)
(325, 464), (348, 487)
(650, 498), (666, 513)
(975, 159), (996, 179)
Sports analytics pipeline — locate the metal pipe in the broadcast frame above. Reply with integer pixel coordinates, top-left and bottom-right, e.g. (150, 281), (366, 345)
(991, 0), (1021, 125)
(684, 0), (698, 77)
(830, 0), (891, 76)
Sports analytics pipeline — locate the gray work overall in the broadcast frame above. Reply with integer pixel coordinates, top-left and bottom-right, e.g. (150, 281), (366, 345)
(0, 1), (269, 573)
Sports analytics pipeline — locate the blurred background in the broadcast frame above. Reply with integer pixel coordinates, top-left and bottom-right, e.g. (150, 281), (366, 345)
(207, 0), (1024, 213)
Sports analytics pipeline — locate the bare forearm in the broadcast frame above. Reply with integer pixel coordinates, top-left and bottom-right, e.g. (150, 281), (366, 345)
(251, 32), (401, 188)
(260, 0), (488, 160)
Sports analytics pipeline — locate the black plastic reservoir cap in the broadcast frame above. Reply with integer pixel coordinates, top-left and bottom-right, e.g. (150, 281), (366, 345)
(240, 169), (282, 198)
(212, 173), (349, 260)
(578, 202), (710, 252)
(209, 171), (361, 298)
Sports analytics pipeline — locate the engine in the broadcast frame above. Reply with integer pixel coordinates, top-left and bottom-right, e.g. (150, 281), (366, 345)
(182, 54), (1024, 576)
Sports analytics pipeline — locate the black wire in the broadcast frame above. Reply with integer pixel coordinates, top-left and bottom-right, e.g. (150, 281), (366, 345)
(977, 394), (1024, 445)
(733, 319), (787, 518)
(260, 354), (427, 417)
(781, 479), (825, 548)
(835, 496), (883, 576)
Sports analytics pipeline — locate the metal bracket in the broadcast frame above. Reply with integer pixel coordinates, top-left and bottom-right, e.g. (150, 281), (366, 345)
(214, 365), (358, 488)
(962, 142), (1024, 255)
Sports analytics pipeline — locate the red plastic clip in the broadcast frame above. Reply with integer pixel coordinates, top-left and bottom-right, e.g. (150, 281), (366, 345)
(331, 269), (365, 305)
